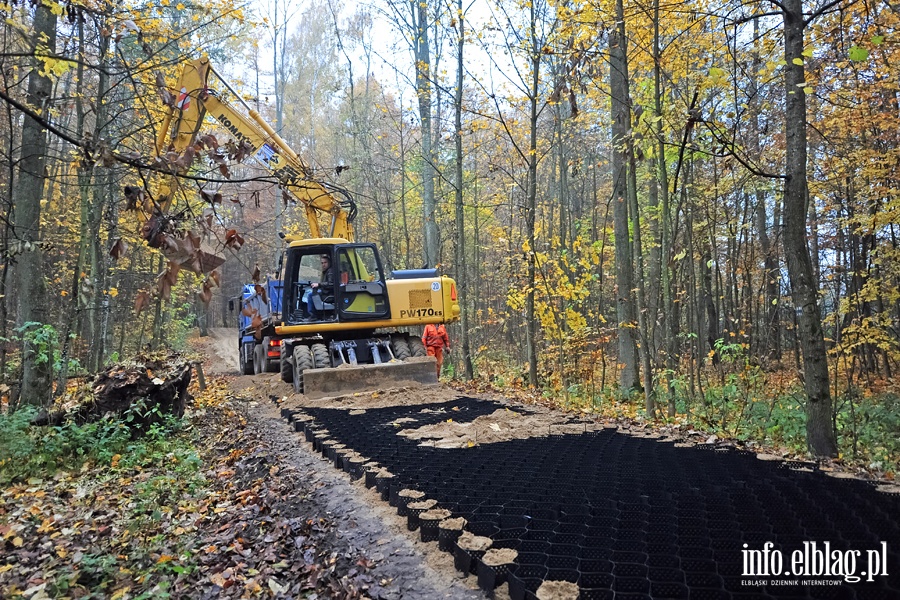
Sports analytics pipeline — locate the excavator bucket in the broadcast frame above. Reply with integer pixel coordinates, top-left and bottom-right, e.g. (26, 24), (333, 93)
(301, 358), (438, 399)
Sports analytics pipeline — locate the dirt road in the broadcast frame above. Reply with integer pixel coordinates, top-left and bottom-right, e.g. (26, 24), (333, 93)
(204, 328), (241, 374)
(193, 329), (487, 599)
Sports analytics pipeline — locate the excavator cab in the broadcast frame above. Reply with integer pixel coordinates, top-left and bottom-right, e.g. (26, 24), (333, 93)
(283, 242), (390, 325)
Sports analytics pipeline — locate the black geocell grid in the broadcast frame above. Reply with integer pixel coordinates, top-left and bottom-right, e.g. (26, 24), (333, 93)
(284, 397), (900, 600)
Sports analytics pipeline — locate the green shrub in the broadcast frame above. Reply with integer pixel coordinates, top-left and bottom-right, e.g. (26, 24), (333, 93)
(835, 391), (900, 467)
(0, 404), (189, 484)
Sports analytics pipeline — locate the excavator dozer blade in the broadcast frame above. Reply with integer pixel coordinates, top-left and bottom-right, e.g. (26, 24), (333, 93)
(301, 358), (438, 399)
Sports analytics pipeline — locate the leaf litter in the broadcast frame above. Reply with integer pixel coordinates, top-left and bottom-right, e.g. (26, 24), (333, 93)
(0, 378), (388, 599)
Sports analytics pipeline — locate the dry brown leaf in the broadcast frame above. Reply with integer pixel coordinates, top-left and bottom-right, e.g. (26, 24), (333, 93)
(254, 284), (268, 304)
(134, 291), (151, 314)
(109, 238), (128, 260)
(224, 229), (244, 250)
(199, 134), (219, 150)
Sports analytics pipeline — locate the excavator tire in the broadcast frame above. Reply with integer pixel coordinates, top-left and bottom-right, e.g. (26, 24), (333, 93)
(409, 337), (427, 358)
(390, 335), (411, 360)
(253, 345), (265, 375)
(311, 343), (330, 368)
(280, 345), (294, 384)
(293, 345), (314, 394)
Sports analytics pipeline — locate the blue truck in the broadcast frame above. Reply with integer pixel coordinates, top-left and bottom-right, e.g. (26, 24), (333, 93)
(234, 279), (285, 375)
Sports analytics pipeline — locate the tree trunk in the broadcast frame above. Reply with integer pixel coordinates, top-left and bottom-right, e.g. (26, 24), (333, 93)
(609, 0), (640, 393)
(57, 18), (89, 395)
(525, 0), (539, 387)
(782, 0), (837, 457)
(701, 247), (720, 365)
(15, 3), (57, 406)
(453, 0), (474, 380)
(89, 37), (111, 372)
(628, 132), (653, 413)
(652, 0), (677, 415)
(412, 0), (439, 268)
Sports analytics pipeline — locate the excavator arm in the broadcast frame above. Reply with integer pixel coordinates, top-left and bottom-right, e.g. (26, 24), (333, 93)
(155, 56), (355, 241)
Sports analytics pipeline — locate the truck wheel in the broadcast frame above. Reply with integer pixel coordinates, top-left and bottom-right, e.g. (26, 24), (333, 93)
(311, 343), (330, 368)
(253, 344), (265, 375)
(390, 335), (411, 360)
(408, 336), (427, 358)
(280, 345), (294, 384)
(293, 345), (314, 394)
(240, 342), (254, 375)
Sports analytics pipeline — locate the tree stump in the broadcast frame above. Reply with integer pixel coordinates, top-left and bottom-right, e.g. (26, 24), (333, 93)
(33, 353), (192, 428)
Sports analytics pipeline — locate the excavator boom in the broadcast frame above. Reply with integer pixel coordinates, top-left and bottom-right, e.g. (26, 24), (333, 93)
(156, 57), (354, 241)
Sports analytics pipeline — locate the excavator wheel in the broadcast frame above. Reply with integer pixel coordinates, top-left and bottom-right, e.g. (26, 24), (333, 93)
(390, 335), (411, 361)
(293, 345), (314, 394)
(280, 345), (294, 384)
(311, 343), (330, 369)
(408, 336), (427, 358)
(253, 345), (265, 375)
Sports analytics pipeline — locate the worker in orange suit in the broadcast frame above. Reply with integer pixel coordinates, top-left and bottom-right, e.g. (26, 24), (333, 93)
(422, 323), (450, 378)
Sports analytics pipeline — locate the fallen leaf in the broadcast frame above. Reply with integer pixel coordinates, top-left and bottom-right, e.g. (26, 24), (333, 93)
(268, 579), (286, 594)
(37, 517), (55, 533)
(22, 583), (47, 597)
(110, 588), (130, 600)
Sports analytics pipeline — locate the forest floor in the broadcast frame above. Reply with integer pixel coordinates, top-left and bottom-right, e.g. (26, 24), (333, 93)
(0, 330), (486, 599)
(3, 329), (898, 599)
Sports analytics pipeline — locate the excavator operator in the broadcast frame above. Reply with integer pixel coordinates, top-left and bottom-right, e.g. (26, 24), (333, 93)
(305, 255), (334, 320)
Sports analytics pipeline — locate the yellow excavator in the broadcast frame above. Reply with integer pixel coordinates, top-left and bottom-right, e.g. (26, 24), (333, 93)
(155, 56), (460, 396)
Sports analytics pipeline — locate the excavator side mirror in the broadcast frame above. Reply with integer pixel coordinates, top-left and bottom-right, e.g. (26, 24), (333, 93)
(228, 299), (235, 312)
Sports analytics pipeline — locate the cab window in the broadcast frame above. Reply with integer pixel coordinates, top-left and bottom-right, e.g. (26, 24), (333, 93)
(339, 247), (379, 282)
(297, 253), (326, 283)
(335, 246), (389, 319)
